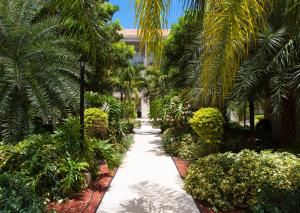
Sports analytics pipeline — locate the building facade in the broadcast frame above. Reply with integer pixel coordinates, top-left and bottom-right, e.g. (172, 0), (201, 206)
(118, 29), (169, 119)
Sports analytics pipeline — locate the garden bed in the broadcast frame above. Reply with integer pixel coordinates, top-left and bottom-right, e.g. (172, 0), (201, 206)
(47, 162), (117, 213)
(172, 157), (244, 213)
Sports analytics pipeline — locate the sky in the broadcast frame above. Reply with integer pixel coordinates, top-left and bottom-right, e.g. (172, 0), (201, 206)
(110, 0), (184, 29)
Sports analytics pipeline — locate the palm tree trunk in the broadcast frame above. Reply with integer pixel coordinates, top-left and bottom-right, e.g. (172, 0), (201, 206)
(281, 95), (296, 145)
(249, 97), (255, 133)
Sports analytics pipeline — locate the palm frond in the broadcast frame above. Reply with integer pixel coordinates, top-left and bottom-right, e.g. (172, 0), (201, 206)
(135, 0), (171, 61)
(200, 0), (270, 104)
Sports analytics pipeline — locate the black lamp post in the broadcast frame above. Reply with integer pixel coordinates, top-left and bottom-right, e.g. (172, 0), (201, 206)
(79, 57), (85, 150)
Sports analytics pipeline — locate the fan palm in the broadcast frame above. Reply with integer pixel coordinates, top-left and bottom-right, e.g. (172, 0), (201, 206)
(0, 0), (79, 142)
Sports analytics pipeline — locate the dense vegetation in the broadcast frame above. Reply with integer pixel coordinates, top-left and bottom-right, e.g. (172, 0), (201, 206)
(138, 0), (300, 211)
(0, 0), (300, 212)
(0, 0), (141, 212)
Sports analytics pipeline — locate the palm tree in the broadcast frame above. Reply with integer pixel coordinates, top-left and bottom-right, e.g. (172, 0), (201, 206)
(231, 0), (300, 144)
(0, 0), (79, 142)
(135, 0), (271, 104)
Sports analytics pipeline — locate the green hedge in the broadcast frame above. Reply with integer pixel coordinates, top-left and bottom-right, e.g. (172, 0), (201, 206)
(85, 108), (108, 138)
(189, 108), (224, 144)
(184, 150), (300, 210)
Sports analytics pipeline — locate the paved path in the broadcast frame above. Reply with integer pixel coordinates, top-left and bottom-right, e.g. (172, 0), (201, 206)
(97, 120), (199, 213)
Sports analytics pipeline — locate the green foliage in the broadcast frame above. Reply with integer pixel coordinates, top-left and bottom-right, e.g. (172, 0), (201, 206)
(54, 117), (82, 157)
(189, 108), (224, 144)
(0, 117), (124, 200)
(122, 101), (137, 120)
(162, 128), (209, 161)
(221, 122), (268, 153)
(90, 138), (122, 170)
(100, 95), (123, 124)
(149, 91), (190, 129)
(162, 128), (181, 155)
(84, 108), (108, 138)
(255, 114), (264, 125)
(59, 157), (89, 197)
(162, 13), (202, 89)
(252, 185), (300, 213)
(184, 150), (300, 210)
(177, 134), (208, 162)
(0, 173), (45, 213)
(0, 0), (79, 142)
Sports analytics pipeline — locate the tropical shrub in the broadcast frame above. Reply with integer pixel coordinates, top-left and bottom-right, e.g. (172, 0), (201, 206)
(122, 100), (137, 120)
(162, 128), (181, 155)
(0, 173), (45, 212)
(85, 108), (108, 138)
(101, 95), (123, 123)
(0, 117), (123, 200)
(184, 150), (300, 210)
(221, 122), (258, 152)
(252, 185), (300, 213)
(161, 127), (211, 160)
(152, 91), (190, 129)
(58, 157), (89, 197)
(90, 138), (122, 170)
(189, 108), (224, 144)
(177, 134), (208, 161)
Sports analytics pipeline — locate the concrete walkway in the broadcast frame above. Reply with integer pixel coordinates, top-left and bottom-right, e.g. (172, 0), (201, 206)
(97, 120), (199, 213)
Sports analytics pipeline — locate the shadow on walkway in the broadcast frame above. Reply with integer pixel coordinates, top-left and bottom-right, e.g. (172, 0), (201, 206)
(120, 181), (198, 213)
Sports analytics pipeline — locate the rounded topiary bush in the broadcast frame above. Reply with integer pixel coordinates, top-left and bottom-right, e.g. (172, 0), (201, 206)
(84, 108), (108, 138)
(189, 107), (224, 144)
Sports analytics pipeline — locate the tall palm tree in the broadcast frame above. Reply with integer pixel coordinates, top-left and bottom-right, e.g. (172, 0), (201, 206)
(231, 0), (300, 144)
(135, 0), (270, 104)
(0, 0), (79, 142)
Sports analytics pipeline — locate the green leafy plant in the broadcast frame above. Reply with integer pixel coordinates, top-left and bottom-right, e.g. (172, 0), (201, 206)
(122, 100), (137, 121)
(85, 108), (108, 138)
(0, 116), (126, 200)
(252, 185), (300, 213)
(177, 134), (208, 162)
(100, 95), (123, 124)
(58, 157), (89, 197)
(189, 108), (224, 144)
(162, 128), (181, 155)
(90, 138), (122, 170)
(0, 173), (45, 212)
(184, 150), (300, 210)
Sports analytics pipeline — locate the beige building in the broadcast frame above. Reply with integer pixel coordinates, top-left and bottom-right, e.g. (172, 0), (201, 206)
(117, 29), (169, 119)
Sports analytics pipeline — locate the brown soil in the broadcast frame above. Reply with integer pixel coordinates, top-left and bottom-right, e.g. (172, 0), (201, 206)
(172, 157), (244, 213)
(47, 162), (116, 213)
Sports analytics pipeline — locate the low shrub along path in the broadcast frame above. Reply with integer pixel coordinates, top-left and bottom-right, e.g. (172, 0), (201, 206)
(97, 120), (199, 213)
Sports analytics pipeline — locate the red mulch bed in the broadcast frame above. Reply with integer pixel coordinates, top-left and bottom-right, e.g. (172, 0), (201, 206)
(172, 157), (244, 213)
(47, 162), (116, 213)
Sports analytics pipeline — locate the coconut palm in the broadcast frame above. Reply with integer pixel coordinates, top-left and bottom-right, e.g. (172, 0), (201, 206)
(0, 0), (79, 142)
